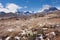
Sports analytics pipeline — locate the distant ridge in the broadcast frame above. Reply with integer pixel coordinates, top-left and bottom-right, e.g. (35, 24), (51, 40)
(43, 7), (58, 13)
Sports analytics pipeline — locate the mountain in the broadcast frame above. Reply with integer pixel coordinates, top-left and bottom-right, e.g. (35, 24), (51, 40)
(0, 12), (19, 20)
(24, 11), (32, 15)
(0, 6), (59, 20)
(43, 7), (58, 13)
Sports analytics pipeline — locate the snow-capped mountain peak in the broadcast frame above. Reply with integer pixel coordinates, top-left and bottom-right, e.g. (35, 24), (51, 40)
(38, 5), (58, 13)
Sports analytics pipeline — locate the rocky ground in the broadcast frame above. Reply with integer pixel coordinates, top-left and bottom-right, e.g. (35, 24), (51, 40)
(0, 13), (60, 40)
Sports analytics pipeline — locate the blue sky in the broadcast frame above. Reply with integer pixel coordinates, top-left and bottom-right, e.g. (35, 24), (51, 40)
(0, 0), (60, 12)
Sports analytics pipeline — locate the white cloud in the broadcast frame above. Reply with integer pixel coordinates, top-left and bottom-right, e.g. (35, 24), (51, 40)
(0, 3), (3, 8)
(42, 5), (51, 9)
(0, 3), (9, 13)
(56, 7), (60, 10)
(6, 3), (22, 13)
(0, 8), (10, 13)
(0, 3), (22, 13)
(38, 5), (51, 12)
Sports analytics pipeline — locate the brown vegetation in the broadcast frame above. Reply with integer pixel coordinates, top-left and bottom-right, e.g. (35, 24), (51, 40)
(0, 11), (60, 40)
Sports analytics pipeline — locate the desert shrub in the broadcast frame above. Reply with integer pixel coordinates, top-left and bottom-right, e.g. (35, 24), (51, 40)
(42, 25), (48, 28)
(36, 29), (44, 35)
(55, 30), (60, 36)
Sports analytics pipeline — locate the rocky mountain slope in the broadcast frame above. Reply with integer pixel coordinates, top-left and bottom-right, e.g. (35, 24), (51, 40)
(0, 7), (60, 40)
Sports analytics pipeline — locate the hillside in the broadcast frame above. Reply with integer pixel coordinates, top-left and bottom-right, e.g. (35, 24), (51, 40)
(0, 10), (60, 40)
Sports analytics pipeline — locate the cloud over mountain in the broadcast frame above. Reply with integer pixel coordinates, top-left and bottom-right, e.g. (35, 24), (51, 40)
(0, 3), (22, 13)
(38, 5), (59, 12)
(38, 5), (51, 12)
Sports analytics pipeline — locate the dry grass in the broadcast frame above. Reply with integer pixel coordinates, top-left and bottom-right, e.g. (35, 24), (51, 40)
(0, 13), (60, 40)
